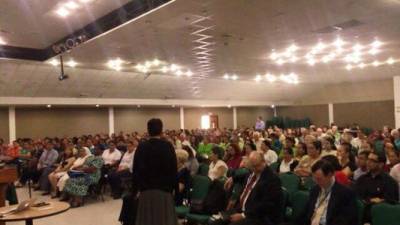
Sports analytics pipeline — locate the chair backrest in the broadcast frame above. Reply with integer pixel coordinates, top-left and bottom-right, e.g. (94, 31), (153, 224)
(371, 203), (400, 225)
(302, 176), (316, 190)
(270, 162), (279, 172)
(197, 163), (209, 176)
(279, 173), (300, 196)
(290, 191), (309, 222)
(190, 175), (211, 201)
(356, 199), (364, 225)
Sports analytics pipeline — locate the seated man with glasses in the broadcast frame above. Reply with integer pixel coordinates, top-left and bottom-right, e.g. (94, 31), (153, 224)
(355, 151), (399, 223)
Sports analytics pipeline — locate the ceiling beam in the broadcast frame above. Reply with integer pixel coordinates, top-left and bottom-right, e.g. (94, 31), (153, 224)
(0, 97), (292, 107)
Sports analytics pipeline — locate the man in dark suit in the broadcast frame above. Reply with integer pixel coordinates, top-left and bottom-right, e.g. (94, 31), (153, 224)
(211, 151), (283, 225)
(297, 159), (358, 225)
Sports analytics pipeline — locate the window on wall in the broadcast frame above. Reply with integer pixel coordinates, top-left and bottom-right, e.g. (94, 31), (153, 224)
(201, 115), (210, 129)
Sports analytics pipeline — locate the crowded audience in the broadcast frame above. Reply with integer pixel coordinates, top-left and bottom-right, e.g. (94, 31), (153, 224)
(1, 120), (400, 225)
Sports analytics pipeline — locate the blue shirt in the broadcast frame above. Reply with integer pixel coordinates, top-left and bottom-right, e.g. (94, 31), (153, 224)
(38, 149), (59, 168)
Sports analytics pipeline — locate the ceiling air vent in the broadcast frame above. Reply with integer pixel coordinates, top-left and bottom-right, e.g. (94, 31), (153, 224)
(314, 19), (363, 34)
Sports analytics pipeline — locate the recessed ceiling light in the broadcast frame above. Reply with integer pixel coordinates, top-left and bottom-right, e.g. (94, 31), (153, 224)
(48, 59), (59, 66)
(95, 104), (100, 108)
(276, 58), (285, 65)
(144, 61), (152, 68)
(0, 37), (6, 45)
(152, 59), (160, 66)
(270, 52), (278, 60)
(368, 48), (379, 55)
(254, 75), (262, 82)
(307, 58), (316, 66)
(333, 37), (345, 48)
(231, 75), (238, 80)
(185, 70), (193, 77)
(175, 70), (183, 76)
(66, 60), (77, 67)
(107, 58), (124, 71)
(290, 56), (298, 62)
(161, 66), (169, 73)
(223, 74), (229, 80)
(346, 64), (353, 71)
(352, 43), (363, 52)
(227, 105), (232, 108)
(287, 44), (299, 52)
(371, 40), (382, 48)
(170, 64), (179, 71)
(271, 105), (275, 108)
(387, 57), (395, 65)
(65, 1), (80, 10)
(56, 7), (70, 17)
(358, 63), (366, 69)
(47, 104), (52, 108)
(372, 60), (380, 67)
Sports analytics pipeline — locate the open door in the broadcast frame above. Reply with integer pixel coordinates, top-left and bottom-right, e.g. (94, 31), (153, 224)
(210, 114), (219, 129)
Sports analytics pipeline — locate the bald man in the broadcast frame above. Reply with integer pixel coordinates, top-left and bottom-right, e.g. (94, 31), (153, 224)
(213, 151), (283, 225)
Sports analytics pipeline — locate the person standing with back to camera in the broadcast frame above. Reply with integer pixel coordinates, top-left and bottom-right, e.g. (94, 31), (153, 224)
(132, 118), (178, 225)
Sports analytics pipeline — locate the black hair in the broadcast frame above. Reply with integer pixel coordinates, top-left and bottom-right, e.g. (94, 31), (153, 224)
(283, 147), (294, 156)
(358, 151), (370, 158)
(147, 118), (163, 136)
(182, 145), (194, 159)
(246, 141), (257, 151)
(370, 151), (386, 164)
(262, 139), (272, 149)
(311, 159), (335, 176)
(324, 136), (336, 150)
(311, 140), (322, 153)
(211, 145), (224, 160)
(321, 155), (341, 171)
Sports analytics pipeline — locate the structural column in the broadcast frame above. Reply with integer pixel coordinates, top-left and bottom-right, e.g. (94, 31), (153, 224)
(8, 106), (16, 143)
(180, 106), (185, 130)
(394, 76), (400, 128)
(108, 107), (115, 136)
(233, 107), (237, 129)
(328, 103), (334, 125)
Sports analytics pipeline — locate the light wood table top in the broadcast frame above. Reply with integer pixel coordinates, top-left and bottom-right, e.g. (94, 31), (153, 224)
(0, 201), (70, 224)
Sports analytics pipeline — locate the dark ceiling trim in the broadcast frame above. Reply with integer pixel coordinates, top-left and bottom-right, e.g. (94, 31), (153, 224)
(0, 45), (48, 61)
(0, 0), (172, 61)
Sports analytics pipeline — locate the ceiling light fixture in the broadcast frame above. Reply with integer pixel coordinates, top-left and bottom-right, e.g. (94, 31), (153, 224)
(358, 63), (366, 69)
(371, 40), (383, 49)
(107, 58), (123, 71)
(48, 59), (60, 66)
(161, 66), (169, 73)
(387, 57), (395, 65)
(254, 75), (262, 82)
(185, 70), (193, 77)
(0, 37), (6, 45)
(231, 74), (238, 80)
(66, 60), (77, 67)
(372, 60), (380, 67)
(47, 104), (52, 108)
(56, 7), (70, 17)
(65, 1), (80, 9)
(346, 64), (353, 71)
(95, 104), (100, 108)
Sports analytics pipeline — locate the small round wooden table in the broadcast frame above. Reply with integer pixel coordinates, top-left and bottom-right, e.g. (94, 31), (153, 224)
(0, 201), (70, 225)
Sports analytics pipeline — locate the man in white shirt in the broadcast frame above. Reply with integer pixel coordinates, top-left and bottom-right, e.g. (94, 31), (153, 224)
(260, 140), (278, 165)
(102, 142), (122, 166)
(108, 140), (137, 199)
